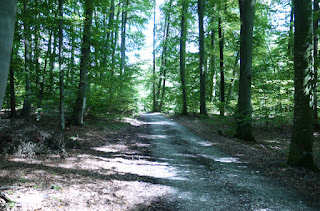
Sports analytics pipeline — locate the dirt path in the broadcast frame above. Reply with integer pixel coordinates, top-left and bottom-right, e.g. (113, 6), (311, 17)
(138, 113), (319, 210)
(0, 113), (319, 210)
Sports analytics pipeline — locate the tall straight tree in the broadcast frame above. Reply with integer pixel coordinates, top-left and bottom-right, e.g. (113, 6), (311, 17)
(152, 0), (157, 112)
(313, 0), (319, 126)
(180, 0), (188, 115)
(73, 0), (93, 125)
(58, 0), (65, 132)
(0, 0), (17, 109)
(20, 2), (32, 116)
(120, 0), (128, 77)
(235, 0), (256, 142)
(9, 50), (17, 118)
(219, 4), (226, 117)
(198, 0), (207, 115)
(288, 0), (318, 171)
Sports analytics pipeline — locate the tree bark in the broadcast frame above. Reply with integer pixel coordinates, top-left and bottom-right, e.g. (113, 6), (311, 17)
(180, 0), (188, 115)
(313, 0), (319, 127)
(288, 0), (318, 171)
(21, 2), (32, 116)
(9, 50), (17, 118)
(73, 0), (93, 125)
(234, 0), (256, 142)
(219, 8), (225, 116)
(39, 30), (53, 104)
(120, 0), (128, 77)
(152, 0), (157, 112)
(58, 0), (65, 132)
(198, 0), (207, 115)
(288, 0), (294, 57)
(209, 16), (216, 102)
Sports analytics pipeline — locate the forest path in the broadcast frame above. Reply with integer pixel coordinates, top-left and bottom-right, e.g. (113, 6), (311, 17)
(138, 113), (317, 210)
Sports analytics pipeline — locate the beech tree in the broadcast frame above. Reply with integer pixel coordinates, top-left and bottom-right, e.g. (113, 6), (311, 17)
(198, 0), (207, 115)
(73, 0), (94, 125)
(180, 0), (188, 115)
(287, 0), (318, 171)
(235, 0), (256, 142)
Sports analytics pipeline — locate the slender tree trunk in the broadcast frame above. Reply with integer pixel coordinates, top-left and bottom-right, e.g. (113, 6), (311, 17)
(313, 0), (319, 127)
(58, 0), (65, 132)
(34, 5), (41, 96)
(219, 12), (225, 116)
(235, 0), (256, 142)
(226, 51), (240, 104)
(39, 30), (53, 104)
(159, 1), (172, 112)
(198, 0), (207, 115)
(288, 0), (318, 171)
(152, 0), (157, 112)
(120, 0), (128, 77)
(180, 0), (188, 115)
(73, 0), (93, 125)
(49, 26), (57, 92)
(21, 2), (32, 116)
(9, 51), (17, 118)
(209, 16), (216, 102)
(106, 0), (115, 56)
(0, 0), (17, 110)
(288, 0), (294, 57)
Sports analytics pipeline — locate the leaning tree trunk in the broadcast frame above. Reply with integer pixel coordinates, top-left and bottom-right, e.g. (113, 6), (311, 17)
(0, 0), (17, 110)
(288, 0), (318, 171)
(73, 0), (93, 125)
(198, 0), (207, 115)
(235, 0), (256, 142)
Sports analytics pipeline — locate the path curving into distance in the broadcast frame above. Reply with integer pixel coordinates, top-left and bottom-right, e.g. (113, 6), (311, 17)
(136, 113), (318, 211)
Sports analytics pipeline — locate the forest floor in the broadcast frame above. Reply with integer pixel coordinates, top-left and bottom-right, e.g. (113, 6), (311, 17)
(0, 112), (319, 210)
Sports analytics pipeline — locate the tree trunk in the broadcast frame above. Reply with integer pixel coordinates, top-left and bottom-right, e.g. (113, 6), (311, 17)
(226, 51), (240, 104)
(106, 0), (115, 56)
(158, 0), (173, 112)
(120, 0), (128, 77)
(234, 0), (256, 142)
(0, 0), (17, 110)
(209, 16), (216, 102)
(58, 0), (65, 132)
(219, 12), (225, 116)
(313, 0), (319, 127)
(49, 25), (58, 92)
(152, 0), (157, 112)
(9, 50), (17, 118)
(288, 0), (294, 57)
(198, 0), (207, 115)
(39, 30), (53, 105)
(21, 2), (32, 116)
(73, 0), (93, 125)
(180, 0), (188, 115)
(288, 0), (318, 171)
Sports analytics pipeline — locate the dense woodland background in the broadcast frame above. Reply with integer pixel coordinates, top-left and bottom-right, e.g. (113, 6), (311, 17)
(1, 0), (319, 170)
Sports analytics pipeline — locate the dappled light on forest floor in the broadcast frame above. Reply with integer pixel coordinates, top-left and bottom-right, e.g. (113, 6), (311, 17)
(0, 121), (182, 210)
